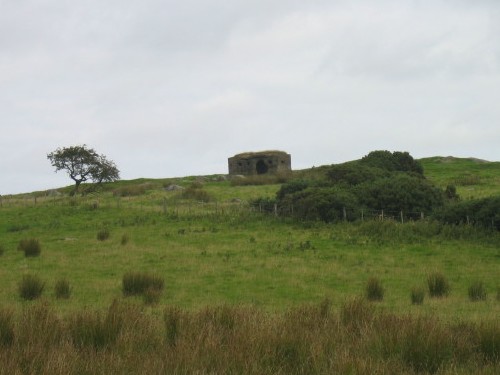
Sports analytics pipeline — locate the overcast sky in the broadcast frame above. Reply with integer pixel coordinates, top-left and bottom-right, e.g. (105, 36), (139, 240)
(1, 0), (499, 194)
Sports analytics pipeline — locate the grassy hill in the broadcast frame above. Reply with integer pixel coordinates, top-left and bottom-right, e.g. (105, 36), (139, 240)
(0, 156), (498, 316)
(0, 156), (499, 374)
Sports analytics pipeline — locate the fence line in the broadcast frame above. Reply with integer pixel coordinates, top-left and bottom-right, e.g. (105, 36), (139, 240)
(0, 194), (497, 228)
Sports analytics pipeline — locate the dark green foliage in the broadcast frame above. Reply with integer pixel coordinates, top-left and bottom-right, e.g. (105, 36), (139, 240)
(410, 287), (425, 305)
(276, 151), (444, 223)
(427, 272), (450, 298)
(47, 144), (120, 195)
(122, 271), (164, 296)
(366, 277), (384, 301)
(326, 163), (389, 186)
(18, 238), (41, 257)
(444, 184), (459, 201)
(468, 281), (487, 301)
(18, 274), (45, 300)
(357, 174), (444, 214)
(55, 278), (71, 299)
(360, 150), (424, 175)
(276, 179), (311, 200)
(280, 186), (359, 222)
(251, 197), (277, 213)
(436, 195), (500, 230)
(97, 228), (110, 241)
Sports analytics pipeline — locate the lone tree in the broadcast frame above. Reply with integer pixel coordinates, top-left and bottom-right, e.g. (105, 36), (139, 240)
(47, 145), (120, 195)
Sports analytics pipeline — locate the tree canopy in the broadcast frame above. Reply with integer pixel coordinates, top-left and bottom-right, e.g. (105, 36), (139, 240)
(47, 145), (119, 195)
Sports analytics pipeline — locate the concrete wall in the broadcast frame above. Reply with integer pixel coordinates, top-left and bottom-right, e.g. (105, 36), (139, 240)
(228, 151), (291, 175)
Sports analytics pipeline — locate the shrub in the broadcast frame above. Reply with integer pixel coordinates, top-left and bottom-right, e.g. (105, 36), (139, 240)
(18, 238), (41, 257)
(427, 272), (450, 297)
(55, 278), (71, 299)
(18, 274), (45, 300)
(366, 277), (384, 301)
(97, 228), (110, 241)
(468, 281), (487, 301)
(410, 286), (425, 305)
(122, 271), (164, 296)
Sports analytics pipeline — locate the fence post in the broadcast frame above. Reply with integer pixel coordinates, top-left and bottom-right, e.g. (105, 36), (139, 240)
(400, 210), (404, 224)
(274, 204), (278, 217)
(381, 210), (384, 221)
(361, 209), (364, 221)
(343, 207), (347, 221)
(421, 212), (424, 220)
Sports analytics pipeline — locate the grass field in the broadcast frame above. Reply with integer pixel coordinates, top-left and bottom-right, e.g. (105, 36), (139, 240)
(0, 156), (498, 374)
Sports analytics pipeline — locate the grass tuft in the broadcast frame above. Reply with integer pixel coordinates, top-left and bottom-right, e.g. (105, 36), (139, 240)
(97, 228), (110, 241)
(122, 271), (164, 297)
(366, 277), (384, 301)
(468, 281), (487, 301)
(18, 238), (41, 257)
(18, 274), (45, 300)
(410, 286), (425, 305)
(54, 278), (71, 299)
(427, 272), (450, 298)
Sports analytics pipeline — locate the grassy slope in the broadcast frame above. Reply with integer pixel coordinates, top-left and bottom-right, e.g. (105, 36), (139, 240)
(0, 157), (498, 322)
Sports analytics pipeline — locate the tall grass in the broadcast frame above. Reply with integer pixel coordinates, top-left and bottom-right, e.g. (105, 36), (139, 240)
(0, 300), (497, 374)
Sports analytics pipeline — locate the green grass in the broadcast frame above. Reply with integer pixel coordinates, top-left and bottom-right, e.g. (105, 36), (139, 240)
(0, 156), (498, 323)
(420, 156), (500, 199)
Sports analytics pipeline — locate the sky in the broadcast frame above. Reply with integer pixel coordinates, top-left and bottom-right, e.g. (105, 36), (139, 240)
(1, 0), (499, 194)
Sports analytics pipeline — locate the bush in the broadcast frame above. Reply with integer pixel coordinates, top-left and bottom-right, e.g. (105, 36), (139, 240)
(427, 272), (450, 298)
(97, 228), (110, 241)
(410, 286), (425, 305)
(18, 238), (41, 257)
(55, 278), (71, 299)
(468, 281), (487, 301)
(366, 277), (384, 301)
(18, 274), (45, 300)
(122, 271), (164, 296)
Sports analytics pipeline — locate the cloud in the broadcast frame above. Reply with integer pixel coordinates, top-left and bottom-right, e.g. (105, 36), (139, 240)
(1, 0), (499, 194)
